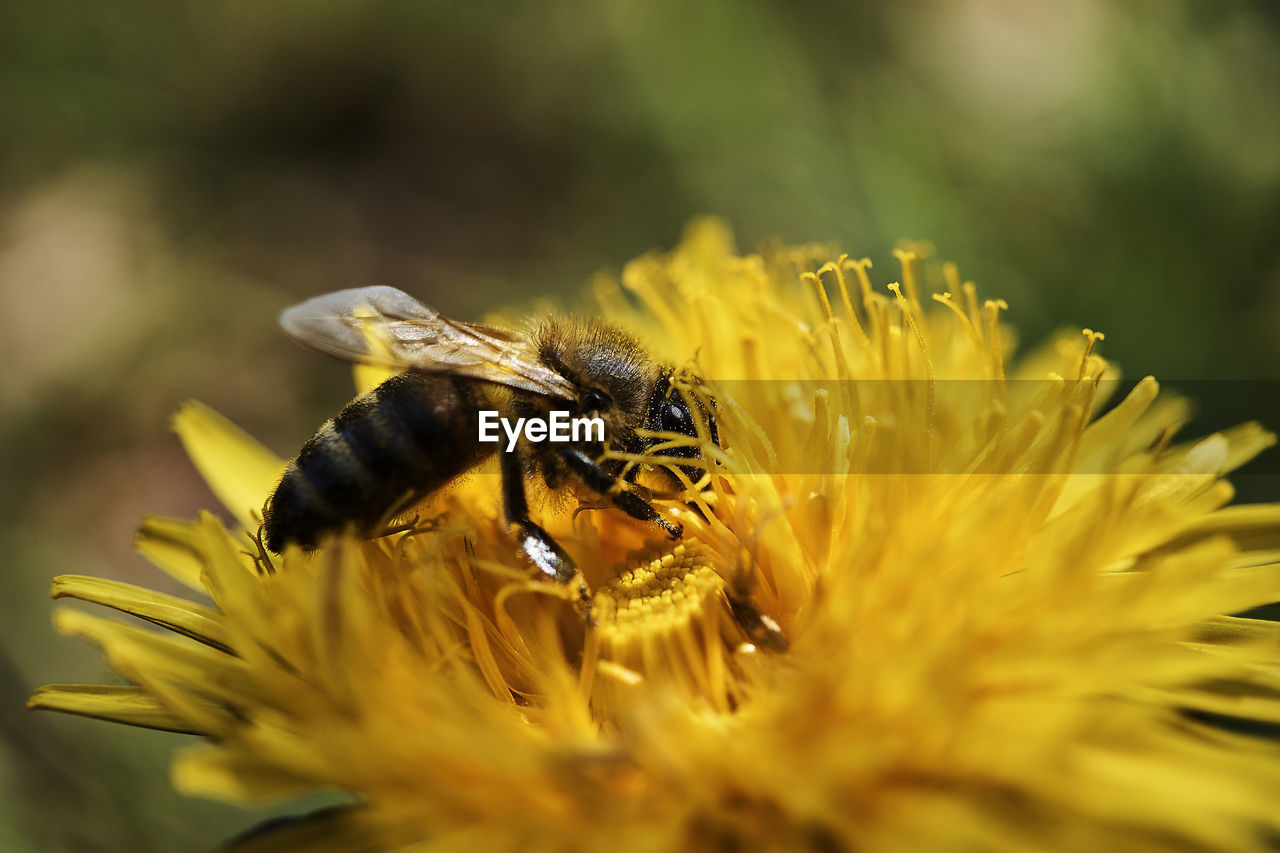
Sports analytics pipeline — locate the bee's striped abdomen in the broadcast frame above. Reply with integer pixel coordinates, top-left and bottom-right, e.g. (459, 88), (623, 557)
(263, 372), (493, 552)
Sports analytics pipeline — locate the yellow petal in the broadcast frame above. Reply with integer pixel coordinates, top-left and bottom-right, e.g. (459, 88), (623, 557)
(51, 574), (232, 653)
(193, 511), (272, 632)
(171, 400), (287, 532)
(27, 684), (200, 734)
(1076, 375), (1158, 464)
(53, 609), (254, 705)
(134, 515), (205, 590)
(172, 745), (320, 804)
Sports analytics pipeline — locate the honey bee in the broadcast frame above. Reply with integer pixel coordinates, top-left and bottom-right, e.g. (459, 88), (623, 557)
(262, 286), (718, 589)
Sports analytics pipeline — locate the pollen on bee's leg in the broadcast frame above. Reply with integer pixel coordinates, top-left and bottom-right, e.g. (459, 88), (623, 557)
(588, 543), (740, 713)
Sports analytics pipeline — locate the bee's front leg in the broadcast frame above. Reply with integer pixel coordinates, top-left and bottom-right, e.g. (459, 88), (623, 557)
(557, 447), (682, 539)
(500, 445), (583, 592)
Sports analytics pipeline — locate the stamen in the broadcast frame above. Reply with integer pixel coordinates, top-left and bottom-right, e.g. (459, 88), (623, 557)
(892, 247), (923, 312)
(888, 282), (936, 447)
(932, 269), (984, 358)
(1079, 328), (1106, 380)
(984, 299), (1010, 407)
(589, 544), (734, 711)
(803, 267), (856, 417)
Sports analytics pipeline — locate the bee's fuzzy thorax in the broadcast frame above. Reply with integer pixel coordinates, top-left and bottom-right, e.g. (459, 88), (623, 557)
(533, 315), (662, 425)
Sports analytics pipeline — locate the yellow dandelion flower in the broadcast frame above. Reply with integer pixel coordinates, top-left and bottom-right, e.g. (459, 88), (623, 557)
(31, 220), (1280, 851)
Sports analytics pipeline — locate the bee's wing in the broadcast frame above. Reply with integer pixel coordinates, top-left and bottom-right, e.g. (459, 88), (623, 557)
(279, 286), (577, 400)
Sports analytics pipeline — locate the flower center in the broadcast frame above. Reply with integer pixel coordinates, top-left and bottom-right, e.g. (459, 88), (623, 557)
(586, 542), (742, 712)
(591, 543), (722, 645)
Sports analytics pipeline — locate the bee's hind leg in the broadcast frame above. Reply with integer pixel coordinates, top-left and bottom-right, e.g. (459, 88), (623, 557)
(557, 447), (683, 540)
(501, 447), (580, 587)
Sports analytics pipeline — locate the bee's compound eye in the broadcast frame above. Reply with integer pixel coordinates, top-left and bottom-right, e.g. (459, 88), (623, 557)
(581, 389), (610, 413)
(661, 400), (695, 435)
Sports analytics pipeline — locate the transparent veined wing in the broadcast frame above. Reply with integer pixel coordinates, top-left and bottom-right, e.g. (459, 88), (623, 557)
(279, 286), (577, 399)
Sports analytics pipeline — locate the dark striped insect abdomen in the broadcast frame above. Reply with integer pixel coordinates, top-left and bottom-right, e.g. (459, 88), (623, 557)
(263, 372), (494, 551)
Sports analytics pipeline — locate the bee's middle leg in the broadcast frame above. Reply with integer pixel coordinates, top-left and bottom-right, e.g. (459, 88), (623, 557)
(557, 447), (682, 539)
(501, 446), (580, 587)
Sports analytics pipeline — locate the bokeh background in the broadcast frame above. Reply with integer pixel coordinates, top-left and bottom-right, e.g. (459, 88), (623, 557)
(3, 1), (1279, 849)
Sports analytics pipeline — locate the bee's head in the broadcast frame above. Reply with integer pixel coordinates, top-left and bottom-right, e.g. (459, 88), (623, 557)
(643, 372), (719, 485)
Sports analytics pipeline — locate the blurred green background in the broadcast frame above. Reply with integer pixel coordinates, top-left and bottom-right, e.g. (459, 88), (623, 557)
(2, 1), (1279, 849)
